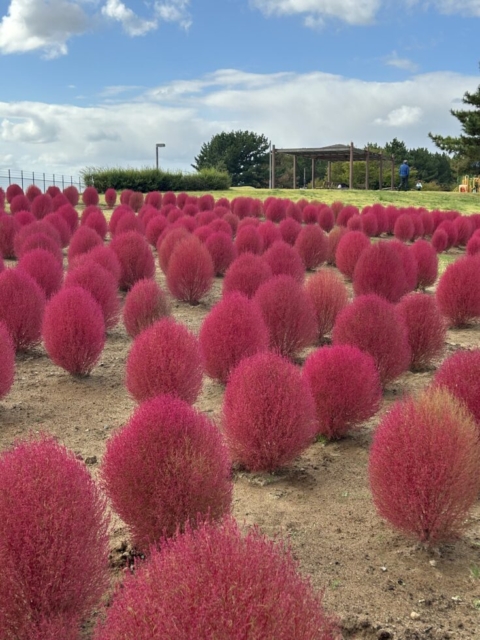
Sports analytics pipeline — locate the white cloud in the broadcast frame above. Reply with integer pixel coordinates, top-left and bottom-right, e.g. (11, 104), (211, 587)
(155, 0), (191, 29)
(0, 69), (477, 177)
(425, 0), (480, 16)
(0, 0), (89, 57)
(385, 51), (419, 72)
(101, 0), (157, 36)
(250, 0), (382, 26)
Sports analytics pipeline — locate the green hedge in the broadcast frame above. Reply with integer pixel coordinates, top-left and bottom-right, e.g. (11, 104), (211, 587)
(81, 167), (231, 193)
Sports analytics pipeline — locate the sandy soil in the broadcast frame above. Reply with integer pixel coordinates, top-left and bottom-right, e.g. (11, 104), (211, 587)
(1, 254), (480, 640)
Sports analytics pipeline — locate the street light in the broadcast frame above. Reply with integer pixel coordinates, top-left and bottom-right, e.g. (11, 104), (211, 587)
(156, 143), (166, 170)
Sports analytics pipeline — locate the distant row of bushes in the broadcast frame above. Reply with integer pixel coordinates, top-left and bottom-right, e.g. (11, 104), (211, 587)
(81, 167), (231, 193)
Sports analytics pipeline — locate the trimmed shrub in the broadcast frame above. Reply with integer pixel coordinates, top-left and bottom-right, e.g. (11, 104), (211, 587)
(254, 275), (317, 358)
(346, 214), (362, 232)
(0, 187), (4, 209)
(74, 245), (121, 285)
(163, 191), (177, 207)
(83, 208), (108, 240)
(295, 225), (328, 271)
(208, 218), (232, 237)
(431, 227), (448, 253)
(369, 388), (480, 545)
(93, 518), (338, 640)
(82, 186), (99, 206)
(279, 217), (301, 245)
(389, 239), (418, 292)
(263, 240), (305, 283)
(64, 262), (120, 330)
(158, 226), (190, 273)
(437, 220), (458, 249)
(326, 226), (347, 265)
(199, 292), (269, 384)
(18, 248), (63, 299)
(454, 216), (474, 246)
(101, 396), (232, 550)
(113, 210), (145, 237)
(205, 231), (236, 276)
(223, 352), (316, 471)
(145, 190), (162, 209)
(123, 279), (170, 338)
(10, 194), (30, 214)
(68, 226), (103, 262)
(46, 185), (60, 199)
(120, 189), (134, 206)
(410, 239), (438, 288)
(333, 294), (411, 386)
(466, 233), (480, 256)
(335, 231), (370, 280)
(337, 205), (358, 227)
(222, 211), (239, 235)
(0, 215), (19, 258)
(302, 204), (319, 225)
(232, 196), (252, 219)
(51, 192), (69, 211)
(196, 210), (216, 227)
(13, 210), (35, 227)
(19, 232), (64, 265)
(44, 212), (71, 247)
(0, 436), (109, 639)
(198, 193), (215, 211)
(167, 236), (214, 304)
(0, 269), (45, 352)
(108, 205), (132, 236)
(265, 199), (287, 223)
(43, 287), (105, 375)
(361, 211), (378, 237)
(31, 194), (53, 219)
(56, 203), (79, 233)
(286, 200), (303, 222)
(305, 270), (349, 340)
(0, 322), (15, 400)
(126, 318), (203, 404)
(436, 255), (480, 326)
(129, 191), (144, 212)
(111, 231), (155, 291)
(420, 210), (434, 236)
(194, 225), (214, 244)
(6, 184), (23, 203)
(63, 185), (79, 206)
(318, 206), (335, 232)
(26, 184), (42, 202)
(222, 253), (272, 299)
(234, 224), (263, 255)
(393, 213), (414, 242)
(397, 293), (446, 371)
(104, 188), (117, 207)
(258, 220), (282, 250)
(303, 345), (381, 439)
(353, 240), (410, 303)
(433, 349), (480, 426)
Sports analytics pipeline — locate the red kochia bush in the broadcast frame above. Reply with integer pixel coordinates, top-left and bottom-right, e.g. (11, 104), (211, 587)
(63, 185), (79, 206)
(6, 184), (23, 203)
(126, 318), (203, 404)
(335, 230), (370, 280)
(393, 213), (414, 242)
(94, 518), (338, 640)
(129, 192), (144, 212)
(104, 188), (117, 207)
(234, 224), (263, 255)
(68, 226), (103, 262)
(43, 287), (105, 375)
(56, 203), (79, 233)
(305, 270), (349, 340)
(333, 294), (411, 386)
(157, 226), (190, 273)
(318, 206), (335, 232)
(101, 396), (232, 550)
(223, 352), (316, 471)
(0, 269), (45, 352)
(113, 210), (145, 237)
(254, 275), (317, 358)
(205, 231), (236, 276)
(265, 198), (287, 223)
(466, 233), (480, 256)
(410, 239), (438, 288)
(258, 220), (282, 250)
(199, 292), (269, 384)
(44, 212), (71, 247)
(145, 190), (161, 209)
(0, 436), (109, 639)
(111, 231), (155, 291)
(433, 349), (480, 427)
(74, 245), (121, 285)
(369, 388), (480, 545)
(279, 218), (301, 245)
(18, 248), (63, 299)
(302, 204), (318, 225)
(82, 186), (99, 206)
(46, 185), (60, 199)
(31, 193), (53, 219)
(431, 227), (448, 253)
(353, 240), (410, 303)
(9, 194), (30, 214)
(326, 226), (347, 265)
(389, 239), (418, 292)
(263, 240), (305, 282)
(436, 255), (480, 326)
(123, 279), (170, 338)
(222, 253), (273, 298)
(167, 236), (214, 304)
(397, 293), (446, 371)
(145, 214), (167, 247)
(295, 225), (328, 270)
(26, 184), (42, 202)
(0, 215), (19, 258)
(0, 322), (15, 400)
(303, 345), (381, 440)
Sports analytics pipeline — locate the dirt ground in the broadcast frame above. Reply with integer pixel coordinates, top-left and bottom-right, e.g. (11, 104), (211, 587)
(1, 252), (480, 640)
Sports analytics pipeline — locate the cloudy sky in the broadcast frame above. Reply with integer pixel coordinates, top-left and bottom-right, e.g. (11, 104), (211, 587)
(0, 0), (478, 178)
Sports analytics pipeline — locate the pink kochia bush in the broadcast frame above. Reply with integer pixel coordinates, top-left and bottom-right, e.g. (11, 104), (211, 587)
(167, 236), (214, 304)
(433, 349), (480, 427)
(0, 268), (46, 352)
(263, 240), (305, 283)
(105, 188), (117, 207)
(126, 318), (203, 404)
(305, 270), (349, 340)
(94, 518), (339, 640)
(42, 287), (106, 376)
(335, 231), (370, 280)
(68, 226), (103, 262)
(0, 436), (109, 640)
(333, 294), (411, 386)
(436, 255), (480, 326)
(0, 215), (19, 258)
(82, 186), (99, 206)
(294, 225), (328, 270)
(199, 292), (269, 384)
(223, 352), (316, 472)
(353, 240), (410, 303)
(369, 388), (480, 545)
(111, 231), (155, 290)
(254, 275), (317, 358)
(18, 248), (63, 299)
(303, 345), (381, 440)
(205, 231), (236, 275)
(222, 252), (273, 298)
(100, 395), (232, 550)
(0, 322), (15, 400)
(410, 239), (438, 288)
(396, 293), (446, 371)
(123, 279), (170, 338)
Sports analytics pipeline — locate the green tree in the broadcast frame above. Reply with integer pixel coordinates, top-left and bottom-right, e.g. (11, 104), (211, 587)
(429, 71), (480, 173)
(192, 131), (270, 187)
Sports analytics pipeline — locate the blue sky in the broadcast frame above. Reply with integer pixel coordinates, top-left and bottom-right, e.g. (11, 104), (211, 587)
(0, 0), (479, 177)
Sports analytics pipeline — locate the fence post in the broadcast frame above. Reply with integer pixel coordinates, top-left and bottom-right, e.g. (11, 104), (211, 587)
(61, 175), (64, 190)
(53, 174), (55, 187)
(32, 171), (35, 185)
(8, 169), (11, 186)
(43, 173), (46, 192)
(70, 176), (73, 186)
(21, 170), (24, 190)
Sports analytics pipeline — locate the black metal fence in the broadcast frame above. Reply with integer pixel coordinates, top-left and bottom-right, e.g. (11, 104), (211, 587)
(0, 169), (84, 193)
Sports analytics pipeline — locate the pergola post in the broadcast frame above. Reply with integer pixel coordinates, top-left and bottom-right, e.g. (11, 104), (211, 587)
(379, 153), (383, 189)
(349, 142), (354, 189)
(327, 161), (331, 186)
(391, 155), (395, 190)
(293, 155), (297, 190)
(365, 148), (370, 190)
(271, 145), (276, 189)
(311, 158), (315, 189)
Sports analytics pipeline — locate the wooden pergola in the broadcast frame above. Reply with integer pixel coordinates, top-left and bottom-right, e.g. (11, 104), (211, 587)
(270, 142), (395, 190)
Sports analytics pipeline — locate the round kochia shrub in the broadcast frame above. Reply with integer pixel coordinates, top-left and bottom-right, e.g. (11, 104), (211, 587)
(0, 268), (46, 352)
(254, 275), (317, 358)
(223, 352), (316, 471)
(326, 226), (347, 265)
(335, 231), (370, 280)
(234, 224), (263, 255)
(68, 226), (103, 262)
(436, 255), (480, 326)
(333, 294), (411, 386)
(167, 236), (214, 304)
(18, 248), (63, 299)
(305, 270), (349, 340)
(157, 227), (190, 273)
(126, 318), (203, 404)
(0, 322), (15, 400)
(410, 239), (438, 288)
(0, 214), (19, 258)
(279, 217), (301, 245)
(433, 349), (480, 427)
(199, 292), (269, 384)
(369, 388), (480, 545)
(94, 518), (338, 640)
(223, 252), (273, 298)
(123, 279), (170, 338)
(397, 293), (445, 371)
(111, 231), (155, 291)
(101, 396), (232, 550)
(205, 231), (236, 276)
(31, 194), (52, 219)
(294, 225), (328, 270)
(353, 240), (410, 303)
(63, 185), (79, 207)
(72, 245), (121, 285)
(42, 287), (106, 376)
(104, 188), (117, 207)
(0, 436), (109, 640)
(303, 345), (381, 440)
(82, 186), (99, 206)
(263, 240), (305, 282)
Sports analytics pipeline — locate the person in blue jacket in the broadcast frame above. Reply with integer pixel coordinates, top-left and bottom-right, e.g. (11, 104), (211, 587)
(399, 160), (410, 190)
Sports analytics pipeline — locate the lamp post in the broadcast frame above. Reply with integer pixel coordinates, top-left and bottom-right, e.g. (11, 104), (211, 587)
(156, 143), (166, 170)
